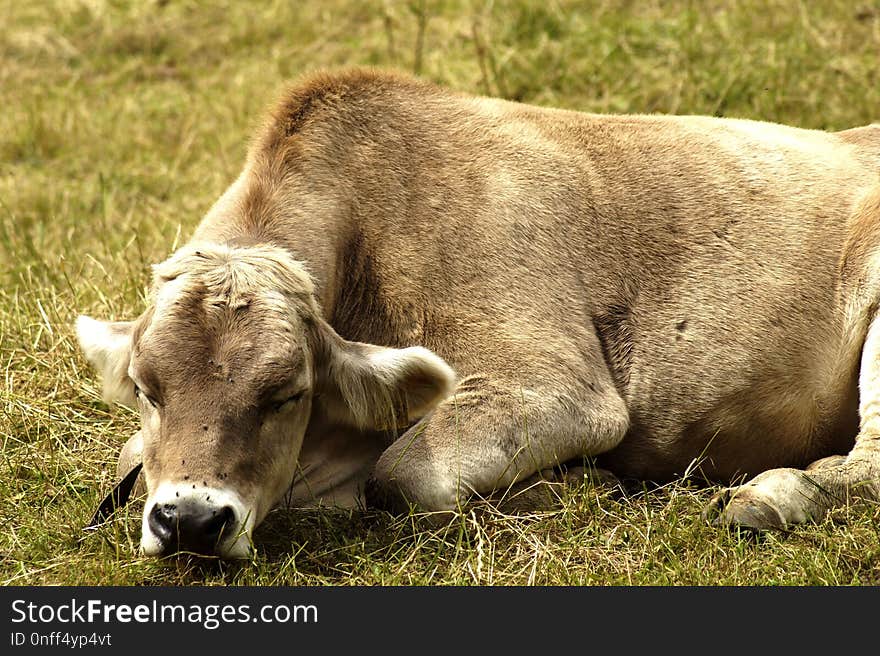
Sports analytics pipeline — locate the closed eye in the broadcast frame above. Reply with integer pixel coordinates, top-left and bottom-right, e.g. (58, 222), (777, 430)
(272, 390), (306, 412)
(133, 385), (160, 409)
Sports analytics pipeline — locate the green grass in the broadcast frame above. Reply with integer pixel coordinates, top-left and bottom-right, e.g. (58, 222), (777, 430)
(2, 0), (880, 585)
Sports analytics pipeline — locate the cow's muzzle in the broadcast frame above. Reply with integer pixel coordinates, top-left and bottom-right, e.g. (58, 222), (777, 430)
(148, 500), (235, 556)
(141, 483), (252, 559)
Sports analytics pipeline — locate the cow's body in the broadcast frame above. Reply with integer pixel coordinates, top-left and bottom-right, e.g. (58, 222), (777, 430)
(78, 69), (880, 557)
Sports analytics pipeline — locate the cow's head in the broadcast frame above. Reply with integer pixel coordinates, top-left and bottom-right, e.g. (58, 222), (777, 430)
(76, 242), (454, 559)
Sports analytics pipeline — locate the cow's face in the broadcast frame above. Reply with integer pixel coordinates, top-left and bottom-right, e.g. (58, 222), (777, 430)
(76, 243), (454, 559)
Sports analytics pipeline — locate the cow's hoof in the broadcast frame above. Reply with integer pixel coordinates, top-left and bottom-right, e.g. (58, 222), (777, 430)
(364, 477), (457, 527)
(805, 455), (846, 471)
(364, 476), (419, 515)
(702, 487), (786, 531)
(559, 464), (622, 488)
(495, 465), (623, 512)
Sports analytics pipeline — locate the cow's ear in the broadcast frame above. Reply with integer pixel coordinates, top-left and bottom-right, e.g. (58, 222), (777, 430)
(313, 320), (455, 430)
(75, 315), (137, 408)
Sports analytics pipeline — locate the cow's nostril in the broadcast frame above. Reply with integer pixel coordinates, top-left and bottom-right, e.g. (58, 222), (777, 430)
(204, 505), (236, 543)
(148, 503), (177, 544)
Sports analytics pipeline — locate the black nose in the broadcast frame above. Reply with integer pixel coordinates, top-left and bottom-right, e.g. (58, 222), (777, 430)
(149, 502), (236, 555)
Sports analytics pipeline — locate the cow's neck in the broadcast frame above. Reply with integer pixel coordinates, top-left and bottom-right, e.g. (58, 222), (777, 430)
(194, 163), (412, 349)
(216, 226), (403, 349)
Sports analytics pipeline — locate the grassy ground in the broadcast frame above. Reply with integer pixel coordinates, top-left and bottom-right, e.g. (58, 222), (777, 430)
(2, 0), (880, 586)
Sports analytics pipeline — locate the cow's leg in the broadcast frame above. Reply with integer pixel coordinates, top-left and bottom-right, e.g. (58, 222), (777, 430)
(366, 365), (630, 513)
(705, 316), (880, 529)
(492, 461), (623, 512)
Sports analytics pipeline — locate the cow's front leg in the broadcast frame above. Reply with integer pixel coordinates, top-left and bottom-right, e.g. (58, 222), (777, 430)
(492, 462), (623, 512)
(705, 316), (880, 529)
(366, 372), (629, 513)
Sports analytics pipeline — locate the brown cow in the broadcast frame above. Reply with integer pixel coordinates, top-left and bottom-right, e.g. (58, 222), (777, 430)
(77, 68), (880, 558)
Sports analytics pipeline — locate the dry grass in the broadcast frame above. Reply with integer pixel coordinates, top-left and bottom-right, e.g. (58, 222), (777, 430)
(2, 0), (880, 585)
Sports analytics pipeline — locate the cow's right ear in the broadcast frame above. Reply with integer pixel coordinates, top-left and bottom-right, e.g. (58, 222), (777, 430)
(75, 315), (137, 408)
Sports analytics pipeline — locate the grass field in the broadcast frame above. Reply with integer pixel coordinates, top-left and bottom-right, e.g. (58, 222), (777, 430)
(2, 0), (880, 586)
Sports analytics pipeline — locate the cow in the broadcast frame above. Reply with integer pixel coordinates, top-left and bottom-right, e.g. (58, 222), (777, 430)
(76, 68), (880, 559)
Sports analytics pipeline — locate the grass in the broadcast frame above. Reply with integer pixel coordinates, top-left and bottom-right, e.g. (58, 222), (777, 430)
(2, 0), (880, 586)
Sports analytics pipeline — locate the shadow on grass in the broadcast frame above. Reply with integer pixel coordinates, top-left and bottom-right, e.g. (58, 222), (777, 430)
(254, 507), (379, 558)
(78, 476), (790, 585)
(250, 506), (445, 575)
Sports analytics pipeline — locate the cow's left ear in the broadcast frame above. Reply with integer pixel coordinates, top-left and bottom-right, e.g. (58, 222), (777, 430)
(313, 320), (455, 430)
(75, 315), (137, 408)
